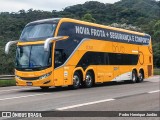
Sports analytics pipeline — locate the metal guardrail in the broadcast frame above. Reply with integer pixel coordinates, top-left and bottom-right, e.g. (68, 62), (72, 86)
(0, 75), (15, 80)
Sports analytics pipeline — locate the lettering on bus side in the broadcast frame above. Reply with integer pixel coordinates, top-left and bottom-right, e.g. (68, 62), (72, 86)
(56, 22), (148, 69)
(58, 22), (151, 45)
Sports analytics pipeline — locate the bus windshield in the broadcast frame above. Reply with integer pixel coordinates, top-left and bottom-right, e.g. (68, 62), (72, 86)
(16, 44), (52, 71)
(20, 24), (56, 41)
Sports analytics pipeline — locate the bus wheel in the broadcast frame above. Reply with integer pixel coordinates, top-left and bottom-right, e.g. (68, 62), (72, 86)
(131, 70), (138, 83)
(40, 86), (49, 90)
(72, 72), (81, 89)
(84, 71), (94, 88)
(138, 70), (144, 83)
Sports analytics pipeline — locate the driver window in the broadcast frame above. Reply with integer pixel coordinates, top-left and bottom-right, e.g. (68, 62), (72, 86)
(54, 49), (66, 68)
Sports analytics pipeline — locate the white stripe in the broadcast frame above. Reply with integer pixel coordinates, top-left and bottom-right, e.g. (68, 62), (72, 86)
(0, 93), (51, 101)
(0, 88), (32, 93)
(148, 90), (160, 94)
(56, 99), (115, 110)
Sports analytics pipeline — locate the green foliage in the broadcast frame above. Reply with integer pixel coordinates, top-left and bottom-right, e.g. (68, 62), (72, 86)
(0, 0), (159, 74)
(0, 80), (16, 87)
(153, 20), (160, 41)
(154, 68), (160, 75)
(81, 13), (96, 23)
(153, 42), (160, 68)
(115, 0), (160, 19)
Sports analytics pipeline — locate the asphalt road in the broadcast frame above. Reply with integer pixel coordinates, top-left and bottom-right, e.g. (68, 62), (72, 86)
(0, 76), (159, 120)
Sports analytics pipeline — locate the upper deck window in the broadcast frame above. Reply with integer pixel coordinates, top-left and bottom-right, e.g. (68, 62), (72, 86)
(20, 24), (56, 41)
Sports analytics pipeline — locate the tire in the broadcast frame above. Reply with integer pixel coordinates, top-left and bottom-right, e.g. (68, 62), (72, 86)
(40, 86), (49, 90)
(71, 72), (81, 89)
(84, 71), (94, 88)
(138, 70), (144, 83)
(56, 86), (62, 90)
(131, 70), (138, 83)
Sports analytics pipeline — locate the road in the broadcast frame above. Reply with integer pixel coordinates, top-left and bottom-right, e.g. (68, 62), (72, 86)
(0, 76), (159, 120)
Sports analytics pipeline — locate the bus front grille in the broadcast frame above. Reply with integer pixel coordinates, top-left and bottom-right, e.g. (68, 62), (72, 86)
(20, 77), (39, 81)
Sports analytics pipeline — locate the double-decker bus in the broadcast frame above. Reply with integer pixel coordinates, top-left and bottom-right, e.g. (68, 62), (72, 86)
(5, 18), (153, 89)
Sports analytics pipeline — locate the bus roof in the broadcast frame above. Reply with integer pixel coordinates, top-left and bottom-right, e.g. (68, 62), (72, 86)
(59, 18), (150, 37)
(26, 18), (150, 39)
(26, 18), (61, 26)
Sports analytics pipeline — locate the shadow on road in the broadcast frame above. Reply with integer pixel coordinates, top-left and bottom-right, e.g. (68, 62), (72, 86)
(18, 80), (149, 93)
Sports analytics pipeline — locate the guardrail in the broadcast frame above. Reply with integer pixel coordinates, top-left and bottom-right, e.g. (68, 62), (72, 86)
(0, 75), (15, 80)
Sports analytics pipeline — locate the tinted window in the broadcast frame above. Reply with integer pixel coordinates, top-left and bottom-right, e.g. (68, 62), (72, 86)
(20, 24), (56, 41)
(54, 49), (67, 68)
(77, 52), (107, 69)
(77, 52), (138, 69)
(108, 53), (138, 65)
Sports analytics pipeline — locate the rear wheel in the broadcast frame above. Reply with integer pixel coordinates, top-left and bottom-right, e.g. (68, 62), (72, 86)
(138, 70), (144, 83)
(131, 70), (138, 83)
(84, 71), (94, 88)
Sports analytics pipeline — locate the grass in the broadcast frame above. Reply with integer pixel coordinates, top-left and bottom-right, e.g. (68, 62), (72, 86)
(154, 68), (160, 75)
(0, 79), (16, 87)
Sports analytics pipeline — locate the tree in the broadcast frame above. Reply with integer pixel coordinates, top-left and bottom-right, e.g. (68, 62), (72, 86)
(81, 13), (96, 23)
(153, 43), (160, 68)
(153, 20), (160, 41)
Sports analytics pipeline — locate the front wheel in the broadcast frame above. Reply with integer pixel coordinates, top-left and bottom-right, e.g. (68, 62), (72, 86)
(84, 71), (94, 88)
(40, 86), (49, 90)
(71, 72), (81, 89)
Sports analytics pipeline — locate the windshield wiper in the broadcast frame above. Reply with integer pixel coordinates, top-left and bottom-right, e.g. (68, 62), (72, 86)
(16, 64), (43, 68)
(30, 65), (42, 67)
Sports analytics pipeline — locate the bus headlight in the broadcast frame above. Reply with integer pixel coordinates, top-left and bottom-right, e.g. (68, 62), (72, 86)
(39, 72), (52, 80)
(15, 75), (22, 80)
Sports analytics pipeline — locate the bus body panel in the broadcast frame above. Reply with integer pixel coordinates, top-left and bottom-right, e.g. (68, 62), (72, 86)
(14, 18), (153, 87)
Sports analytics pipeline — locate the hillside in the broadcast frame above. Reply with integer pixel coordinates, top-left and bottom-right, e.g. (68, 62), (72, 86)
(115, 0), (160, 19)
(0, 0), (159, 74)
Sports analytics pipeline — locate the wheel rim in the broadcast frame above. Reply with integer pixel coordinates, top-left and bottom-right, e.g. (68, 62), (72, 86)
(73, 75), (80, 87)
(132, 73), (136, 82)
(139, 73), (143, 81)
(86, 75), (92, 86)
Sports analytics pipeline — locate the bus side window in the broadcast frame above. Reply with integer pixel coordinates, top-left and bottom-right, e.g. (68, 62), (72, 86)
(105, 53), (109, 65)
(96, 53), (105, 65)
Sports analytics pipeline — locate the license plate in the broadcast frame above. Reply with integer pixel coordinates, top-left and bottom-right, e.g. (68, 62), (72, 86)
(26, 82), (32, 86)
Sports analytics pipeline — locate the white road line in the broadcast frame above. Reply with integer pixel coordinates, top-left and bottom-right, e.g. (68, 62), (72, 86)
(148, 90), (160, 94)
(56, 99), (115, 110)
(0, 88), (33, 93)
(0, 93), (51, 101)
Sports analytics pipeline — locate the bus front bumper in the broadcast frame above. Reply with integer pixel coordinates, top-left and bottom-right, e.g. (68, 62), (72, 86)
(15, 75), (54, 87)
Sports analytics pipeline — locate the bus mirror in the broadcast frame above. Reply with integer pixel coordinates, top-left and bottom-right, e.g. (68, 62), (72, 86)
(44, 36), (68, 51)
(5, 40), (19, 54)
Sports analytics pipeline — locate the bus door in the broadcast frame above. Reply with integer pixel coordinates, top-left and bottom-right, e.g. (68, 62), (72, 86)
(53, 49), (67, 86)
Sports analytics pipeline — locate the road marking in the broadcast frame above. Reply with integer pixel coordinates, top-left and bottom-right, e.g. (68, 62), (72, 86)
(148, 90), (160, 94)
(0, 88), (33, 93)
(0, 93), (51, 101)
(56, 99), (115, 110)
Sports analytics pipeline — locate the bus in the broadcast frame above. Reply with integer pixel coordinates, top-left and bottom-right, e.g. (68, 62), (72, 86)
(5, 18), (153, 89)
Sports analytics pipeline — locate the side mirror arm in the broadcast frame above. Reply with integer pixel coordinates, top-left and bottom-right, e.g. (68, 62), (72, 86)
(5, 40), (19, 54)
(44, 36), (68, 51)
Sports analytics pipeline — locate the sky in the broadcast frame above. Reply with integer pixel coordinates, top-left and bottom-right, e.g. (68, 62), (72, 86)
(0, 0), (120, 12)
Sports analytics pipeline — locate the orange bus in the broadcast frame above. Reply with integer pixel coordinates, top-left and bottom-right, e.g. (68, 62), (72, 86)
(5, 18), (153, 89)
